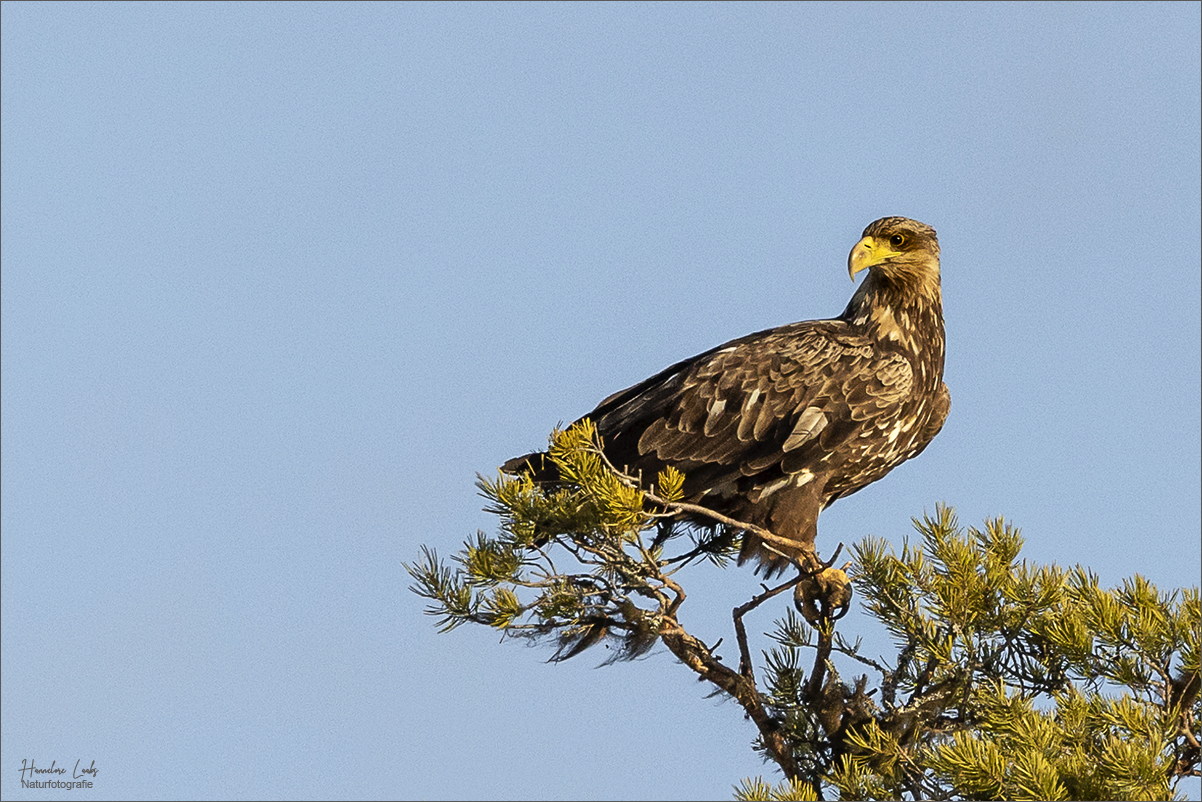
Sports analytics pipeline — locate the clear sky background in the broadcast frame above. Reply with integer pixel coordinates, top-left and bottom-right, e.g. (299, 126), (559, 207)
(3, 3), (1199, 800)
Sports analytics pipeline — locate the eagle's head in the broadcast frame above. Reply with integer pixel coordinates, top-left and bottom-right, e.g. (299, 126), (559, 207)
(848, 217), (941, 294)
(842, 216), (944, 355)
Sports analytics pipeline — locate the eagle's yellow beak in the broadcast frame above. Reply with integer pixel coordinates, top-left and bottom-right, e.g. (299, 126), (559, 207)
(848, 236), (903, 281)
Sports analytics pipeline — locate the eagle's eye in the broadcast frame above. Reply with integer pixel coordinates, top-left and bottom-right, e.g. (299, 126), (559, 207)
(890, 233), (906, 248)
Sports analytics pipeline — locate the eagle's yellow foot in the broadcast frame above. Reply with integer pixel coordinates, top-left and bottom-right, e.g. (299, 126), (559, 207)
(794, 562), (853, 624)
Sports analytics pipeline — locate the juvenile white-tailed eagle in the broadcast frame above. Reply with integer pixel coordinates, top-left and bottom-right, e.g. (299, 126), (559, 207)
(505, 217), (949, 575)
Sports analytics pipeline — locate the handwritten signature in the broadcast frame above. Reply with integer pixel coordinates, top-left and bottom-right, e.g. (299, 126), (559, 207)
(19, 759), (98, 780)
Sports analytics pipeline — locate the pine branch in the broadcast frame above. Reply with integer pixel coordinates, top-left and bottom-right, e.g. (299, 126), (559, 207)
(412, 426), (1201, 800)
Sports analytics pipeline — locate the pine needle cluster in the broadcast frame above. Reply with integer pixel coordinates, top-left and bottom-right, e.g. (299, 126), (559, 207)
(407, 420), (732, 663)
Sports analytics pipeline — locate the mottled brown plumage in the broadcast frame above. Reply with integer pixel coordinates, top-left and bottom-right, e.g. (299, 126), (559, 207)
(505, 217), (949, 574)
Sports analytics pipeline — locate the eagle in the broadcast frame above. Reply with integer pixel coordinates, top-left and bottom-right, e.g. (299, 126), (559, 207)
(504, 217), (949, 576)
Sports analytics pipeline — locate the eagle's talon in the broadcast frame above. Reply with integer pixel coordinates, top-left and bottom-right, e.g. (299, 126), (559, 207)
(794, 563), (854, 625)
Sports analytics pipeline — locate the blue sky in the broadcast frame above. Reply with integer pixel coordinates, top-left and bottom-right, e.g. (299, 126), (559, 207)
(2, 2), (1199, 800)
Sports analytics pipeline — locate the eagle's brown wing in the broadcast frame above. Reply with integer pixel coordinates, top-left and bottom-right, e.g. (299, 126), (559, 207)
(552, 319), (921, 569)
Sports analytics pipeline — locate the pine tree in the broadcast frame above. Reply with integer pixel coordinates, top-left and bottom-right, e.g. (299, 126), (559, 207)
(406, 422), (1200, 800)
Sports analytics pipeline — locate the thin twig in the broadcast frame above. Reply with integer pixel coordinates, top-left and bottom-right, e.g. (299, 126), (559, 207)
(586, 440), (809, 560)
(733, 575), (804, 679)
